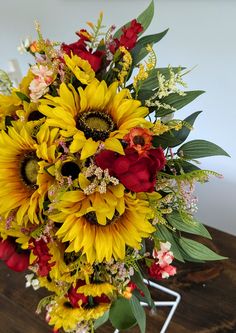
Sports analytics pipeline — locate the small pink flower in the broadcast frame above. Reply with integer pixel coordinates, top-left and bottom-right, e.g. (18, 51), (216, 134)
(29, 64), (54, 102)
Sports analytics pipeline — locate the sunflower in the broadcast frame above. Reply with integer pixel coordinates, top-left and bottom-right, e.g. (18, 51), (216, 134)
(48, 296), (85, 331)
(0, 123), (55, 225)
(39, 79), (152, 159)
(48, 296), (110, 331)
(77, 282), (116, 297)
(49, 191), (155, 263)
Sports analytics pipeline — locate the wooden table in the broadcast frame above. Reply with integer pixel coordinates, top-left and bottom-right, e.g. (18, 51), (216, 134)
(0, 227), (236, 333)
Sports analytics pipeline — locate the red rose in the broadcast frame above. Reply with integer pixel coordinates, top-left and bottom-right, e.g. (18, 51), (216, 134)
(95, 147), (166, 192)
(0, 238), (29, 272)
(62, 32), (104, 72)
(5, 251), (29, 272)
(0, 238), (15, 261)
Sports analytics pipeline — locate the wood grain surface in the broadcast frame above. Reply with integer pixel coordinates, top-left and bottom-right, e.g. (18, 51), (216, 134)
(0, 226), (235, 333)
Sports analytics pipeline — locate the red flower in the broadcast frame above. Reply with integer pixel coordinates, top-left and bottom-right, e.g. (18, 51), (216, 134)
(62, 31), (104, 72)
(5, 251), (29, 272)
(0, 238), (29, 272)
(96, 147), (166, 192)
(110, 19), (143, 53)
(30, 238), (55, 277)
(0, 238), (15, 261)
(94, 294), (110, 304)
(67, 280), (88, 308)
(148, 262), (176, 280)
(120, 19), (143, 50)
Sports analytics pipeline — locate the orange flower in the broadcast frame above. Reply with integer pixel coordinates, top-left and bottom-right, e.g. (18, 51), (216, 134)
(124, 127), (153, 154)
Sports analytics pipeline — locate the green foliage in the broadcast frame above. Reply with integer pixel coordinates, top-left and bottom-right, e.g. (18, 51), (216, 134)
(94, 311), (109, 329)
(130, 295), (146, 333)
(131, 29), (169, 66)
(155, 90), (205, 117)
(177, 139), (230, 159)
(178, 237), (227, 261)
(132, 269), (155, 308)
(109, 297), (137, 330)
(152, 111), (202, 149)
(155, 225), (185, 262)
(167, 211), (212, 239)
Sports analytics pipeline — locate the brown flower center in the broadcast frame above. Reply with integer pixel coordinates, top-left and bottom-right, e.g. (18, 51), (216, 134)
(77, 111), (115, 141)
(20, 152), (39, 188)
(133, 135), (145, 146)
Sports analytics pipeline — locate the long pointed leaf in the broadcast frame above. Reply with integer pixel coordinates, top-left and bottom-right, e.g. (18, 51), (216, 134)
(177, 140), (230, 159)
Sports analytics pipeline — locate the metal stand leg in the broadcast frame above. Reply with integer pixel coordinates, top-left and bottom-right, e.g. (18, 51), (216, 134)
(113, 279), (181, 333)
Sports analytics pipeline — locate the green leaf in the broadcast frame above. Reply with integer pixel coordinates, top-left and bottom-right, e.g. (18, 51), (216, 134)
(179, 237), (227, 261)
(132, 269), (155, 309)
(114, 0), (154, 39)
(140, 67), (184, 92)
(94, 310), (109, 329)
(152, 110), (203, 148)
(156, 91), (205, 117)
(170, 159), (201, 174)
(167, 211), (212, 239)
(155, 225), (185, 262)
(130, 295), (146, 333)
(109, 297), (137, 330)
(136, 0), (154, 34)
(131, 29), (169, 65)
(177, 139), (230, 159)
(15, 91), (30, 103)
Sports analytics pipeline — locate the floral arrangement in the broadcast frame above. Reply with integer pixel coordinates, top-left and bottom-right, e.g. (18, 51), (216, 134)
(0, 2), (229, 333)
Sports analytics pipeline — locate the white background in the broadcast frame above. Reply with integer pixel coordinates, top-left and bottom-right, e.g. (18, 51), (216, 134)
(0, 0), (235, 234)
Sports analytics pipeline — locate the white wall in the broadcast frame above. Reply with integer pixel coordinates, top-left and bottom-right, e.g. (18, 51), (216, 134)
(0, 0), (235, 234)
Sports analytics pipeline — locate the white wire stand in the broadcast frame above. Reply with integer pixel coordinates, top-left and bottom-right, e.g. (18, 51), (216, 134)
(114, 279), (181, 333)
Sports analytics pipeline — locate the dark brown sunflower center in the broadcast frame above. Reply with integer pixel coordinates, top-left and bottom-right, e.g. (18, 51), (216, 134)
(133, 135), (145, 146)
(77, 111), (115, 142)
(20, 152), (39, 188)
(85, 210), (120, 226)
(61, 161), (80, 180)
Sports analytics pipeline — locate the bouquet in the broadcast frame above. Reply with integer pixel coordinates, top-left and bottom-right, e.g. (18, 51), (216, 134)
(0, 2), (229, 332)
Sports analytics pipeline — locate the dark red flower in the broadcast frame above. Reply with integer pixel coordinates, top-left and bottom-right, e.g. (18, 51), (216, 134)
(94, 294), (110, 304)
(5, 251), (29, 272)
(0, 238), (15, 261)
(120, 19), (143, 50)
(68, 280), (88, 308)
(30, 238), (55, 277)
(62, 31), (104, 72)
(110, 19), (143, 53)
(96, 147), (166, 192)
(0, 238), (29, 272)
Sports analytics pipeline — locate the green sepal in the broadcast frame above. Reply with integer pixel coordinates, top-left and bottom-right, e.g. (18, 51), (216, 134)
(177, 139), (230, 159)
(15, 91), (30, 103)
(167, 211), (212, 239)
(109, 297), (137, 330)
(178, 237), (228, 261)
(114, 0), (154, 39)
